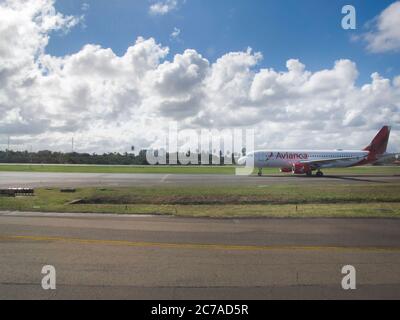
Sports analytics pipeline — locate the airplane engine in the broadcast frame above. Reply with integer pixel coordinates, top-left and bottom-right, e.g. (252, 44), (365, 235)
(280, 168), (292, 173)
(292, 163), (311, 175)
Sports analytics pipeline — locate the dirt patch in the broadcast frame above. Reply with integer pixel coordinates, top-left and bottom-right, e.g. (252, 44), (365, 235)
(73, 194), (388, 206)
(76, 195), (274, 205)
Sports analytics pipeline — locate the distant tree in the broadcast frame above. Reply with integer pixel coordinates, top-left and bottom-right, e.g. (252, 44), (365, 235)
(0, 149), (229, 166)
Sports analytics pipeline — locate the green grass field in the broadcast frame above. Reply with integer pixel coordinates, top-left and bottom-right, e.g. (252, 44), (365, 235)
(0, 164), (399, 175)
(1, 184), (399, 218)
(0, 164), (236, 174)
(1, 164), (399, 218)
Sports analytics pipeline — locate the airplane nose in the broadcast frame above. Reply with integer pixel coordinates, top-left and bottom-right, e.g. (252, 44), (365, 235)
(237, 156), (247, 166)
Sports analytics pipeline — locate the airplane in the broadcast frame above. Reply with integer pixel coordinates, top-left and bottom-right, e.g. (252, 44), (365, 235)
(238, 126), (396, 177)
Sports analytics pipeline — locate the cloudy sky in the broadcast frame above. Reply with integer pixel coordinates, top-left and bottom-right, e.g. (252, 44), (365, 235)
(0, 0), (399, 153)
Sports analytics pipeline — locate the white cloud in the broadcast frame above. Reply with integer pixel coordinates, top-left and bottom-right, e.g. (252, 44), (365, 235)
(363, 1), (400, 53)
(170, 27), (181, 40)
(149, 0), (179, 16)
(0, 0), (399, 153)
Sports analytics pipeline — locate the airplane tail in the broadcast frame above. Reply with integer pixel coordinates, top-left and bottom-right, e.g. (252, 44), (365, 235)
(363, 126), (391, 155)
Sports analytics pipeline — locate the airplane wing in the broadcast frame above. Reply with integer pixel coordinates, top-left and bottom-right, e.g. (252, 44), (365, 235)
(296, 156), (366, 169)
(377, 153), (399, 159)
(374, 153), (400, 164)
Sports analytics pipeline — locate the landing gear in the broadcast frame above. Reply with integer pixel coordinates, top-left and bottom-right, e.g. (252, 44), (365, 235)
(258, 168), (262, 176)
(316, 170), (324, 177)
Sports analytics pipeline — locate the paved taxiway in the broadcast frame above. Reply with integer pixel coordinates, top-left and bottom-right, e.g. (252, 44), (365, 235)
(1, 212), (400, 299)
(1, 172), (399, 188)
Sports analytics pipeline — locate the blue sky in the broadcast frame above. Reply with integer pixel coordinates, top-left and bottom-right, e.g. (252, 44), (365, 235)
(1, 0), (399, 152)
(48, 0), (400, 85)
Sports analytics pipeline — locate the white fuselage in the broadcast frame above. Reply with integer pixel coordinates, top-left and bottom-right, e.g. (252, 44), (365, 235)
(247, 150), (369, 169)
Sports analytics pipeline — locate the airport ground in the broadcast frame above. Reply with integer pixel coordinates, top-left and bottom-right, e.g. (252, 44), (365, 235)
(0, 181), (400, 218)
(1, 213), (400, 299)
(0, 166), (399, 299)
(0, 163), (399, 175)
(0, 166), (399, 218)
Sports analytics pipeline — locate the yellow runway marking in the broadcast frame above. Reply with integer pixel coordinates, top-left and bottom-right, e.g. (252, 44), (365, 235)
(1, 235), (400, 253)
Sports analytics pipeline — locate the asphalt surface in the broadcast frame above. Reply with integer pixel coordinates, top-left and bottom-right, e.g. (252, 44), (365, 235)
(1, 172), (399, 188)
(1, 212), (400, 299)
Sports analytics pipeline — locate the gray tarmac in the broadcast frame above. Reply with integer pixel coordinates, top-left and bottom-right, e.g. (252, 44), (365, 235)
(0, 172), (399, 188)
(1, 212), (400, 299)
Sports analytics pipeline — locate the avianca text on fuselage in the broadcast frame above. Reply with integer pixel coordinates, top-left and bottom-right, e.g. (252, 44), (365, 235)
(272, 152), (309, 160)
(237, 126), (395, 177)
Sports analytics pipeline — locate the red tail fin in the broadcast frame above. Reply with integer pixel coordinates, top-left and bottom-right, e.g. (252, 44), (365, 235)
(363, 126), (391, 155)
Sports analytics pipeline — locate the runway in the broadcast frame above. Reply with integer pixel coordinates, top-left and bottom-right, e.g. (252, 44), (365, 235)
(1, 172), (399, 188)
(1, 212), (400, 299)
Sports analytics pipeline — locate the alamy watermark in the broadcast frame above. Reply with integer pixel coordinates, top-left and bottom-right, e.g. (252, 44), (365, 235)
(341, 265), (356, 290)
(145, 122), (255, 175)
(342, 5), (356, 30)
(41, 265), (56, 290)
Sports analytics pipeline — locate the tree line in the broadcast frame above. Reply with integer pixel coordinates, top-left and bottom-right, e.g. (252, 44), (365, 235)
(0, 150), (237, 165)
